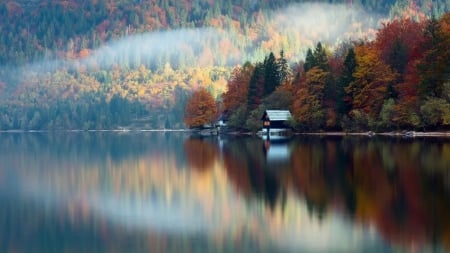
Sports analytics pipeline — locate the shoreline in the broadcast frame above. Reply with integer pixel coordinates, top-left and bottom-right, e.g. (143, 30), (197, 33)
(295, 131), (450, 137)
(0, 129), (449, 138)
(0, 129), (194, 133)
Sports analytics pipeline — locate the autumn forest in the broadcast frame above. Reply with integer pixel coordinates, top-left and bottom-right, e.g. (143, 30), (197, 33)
(0, 0), (449, 131)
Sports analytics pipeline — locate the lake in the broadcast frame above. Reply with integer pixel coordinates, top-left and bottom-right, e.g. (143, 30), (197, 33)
(0, 132), (449, 253)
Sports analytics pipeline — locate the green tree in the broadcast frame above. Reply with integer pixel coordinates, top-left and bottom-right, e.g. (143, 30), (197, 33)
(313, 42), (329, 71)
(337, 47), (357, 117)
(247, 63), (264, 112)
(245, 107), (265, 133)
(278, 50), (292, 84)
(378, 98), (396, 130)
(304, 48), (315, 72)
(263, 52), (279, 96)
(227, 105), (247, 129)
(420, 98), (450, 128)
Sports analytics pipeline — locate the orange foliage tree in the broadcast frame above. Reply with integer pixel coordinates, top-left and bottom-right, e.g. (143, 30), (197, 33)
(184, 87), (218, 128)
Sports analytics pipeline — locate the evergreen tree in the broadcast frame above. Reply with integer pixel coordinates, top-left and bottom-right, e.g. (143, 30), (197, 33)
(247, 63), (264, 112)
(263, 52), (278, 96)
(304, 48), (315, 72)
(313, 42), (329, 71)
(337, 48), (356, 116)
(278, 50), (292, 84)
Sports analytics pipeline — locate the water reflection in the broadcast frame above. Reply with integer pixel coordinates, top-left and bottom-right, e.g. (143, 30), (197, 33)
(0, 132), (449, 252)
(184, 137), (219, 172)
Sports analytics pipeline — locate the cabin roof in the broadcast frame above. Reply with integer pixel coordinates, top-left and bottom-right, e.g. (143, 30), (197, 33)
(263, 110), (292, 121)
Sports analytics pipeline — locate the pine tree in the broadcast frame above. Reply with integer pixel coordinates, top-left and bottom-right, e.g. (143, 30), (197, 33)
(313, 42), (329, 71)
(247, 63), (264, 112)
(337, 47), (357, 116)
(278, 50), (292, 84)
(304, 48), (315, 72)
(263, 52), (278, 96)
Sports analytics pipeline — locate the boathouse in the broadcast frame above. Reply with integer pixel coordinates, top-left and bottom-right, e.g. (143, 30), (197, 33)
(261, 110), (292, 134)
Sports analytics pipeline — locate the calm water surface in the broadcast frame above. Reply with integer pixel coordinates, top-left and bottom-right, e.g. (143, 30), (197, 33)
(0, 132), (449, 253)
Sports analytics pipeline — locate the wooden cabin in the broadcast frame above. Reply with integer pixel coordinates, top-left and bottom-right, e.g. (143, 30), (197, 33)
(261, 110), (292, 135)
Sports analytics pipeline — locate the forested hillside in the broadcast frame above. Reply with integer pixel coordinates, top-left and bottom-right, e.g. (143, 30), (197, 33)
(0, 0), (449, 130)
(221, 13), (450, 131)
(2, 0), (449, 66)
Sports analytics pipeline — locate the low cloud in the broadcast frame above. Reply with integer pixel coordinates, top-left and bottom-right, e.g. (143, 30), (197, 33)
(1, 3), (384, 82)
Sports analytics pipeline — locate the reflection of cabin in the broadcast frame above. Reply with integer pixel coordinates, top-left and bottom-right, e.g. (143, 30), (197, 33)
(263, 138), (292, 169)
(217, 115), (227, 127)
(261, 110), (292, 135)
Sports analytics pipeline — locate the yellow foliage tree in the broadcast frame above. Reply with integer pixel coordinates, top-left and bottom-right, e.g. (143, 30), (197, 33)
(184, 87), (218, 128)
(291, 67), (328, 129)
(345, 45), (397, 118)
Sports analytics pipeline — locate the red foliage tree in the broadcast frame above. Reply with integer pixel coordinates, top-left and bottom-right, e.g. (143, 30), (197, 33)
(375, 18), (426, 75)
(222, 63), (254, 117)
(374, 18), (427, 127)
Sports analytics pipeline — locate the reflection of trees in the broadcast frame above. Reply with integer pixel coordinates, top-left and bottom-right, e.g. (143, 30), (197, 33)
(0, 132), (187, 166)
(0, 132), (246, 253)
(0, 132), (189, 199)
(217, 135), (450, 251)
(184, 137), (218, 172)
(290, 139), (332, 220)
(1, 133), (450, 252)
(285, 136), (450, 251)
(222, 137), (287, 211)
(222, 143), (252, 196)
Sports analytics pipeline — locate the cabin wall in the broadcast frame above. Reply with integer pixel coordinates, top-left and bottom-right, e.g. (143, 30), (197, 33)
(267, 120), (289, 129)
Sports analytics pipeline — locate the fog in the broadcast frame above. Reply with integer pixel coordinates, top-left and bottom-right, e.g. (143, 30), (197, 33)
(273, 3), (380, 42)
(272, 3), (381, 55)
(82, 3), (381, 68)
(1, 3), (383, 81)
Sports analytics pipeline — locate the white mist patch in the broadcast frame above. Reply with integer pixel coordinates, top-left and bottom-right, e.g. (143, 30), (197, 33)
(269, 3), (382, 60)
(82, 28), (240, 69)
(76, 3), (383, 70)
(274, 3), (380, 40)
(1, 3), (384, 81)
